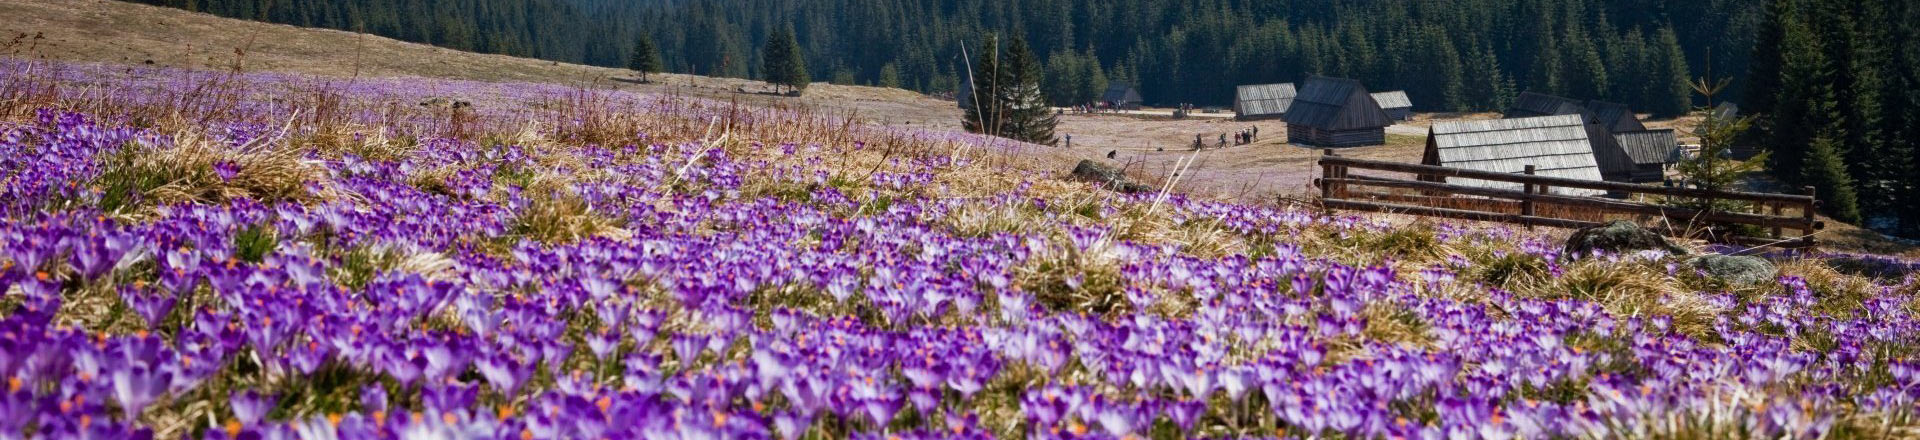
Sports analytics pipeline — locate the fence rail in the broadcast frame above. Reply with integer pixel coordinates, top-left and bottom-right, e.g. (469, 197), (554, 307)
(1314, 150), (1823, 248)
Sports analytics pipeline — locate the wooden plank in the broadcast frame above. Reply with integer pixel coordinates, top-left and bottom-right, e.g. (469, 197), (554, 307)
(1321, 198), (1606, 230)
(1320, 155), (1816, 204)
(1320, 177), (1823, 230)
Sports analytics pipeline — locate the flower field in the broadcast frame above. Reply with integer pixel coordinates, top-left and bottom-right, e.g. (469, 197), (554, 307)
(1, 59), (1919, 439)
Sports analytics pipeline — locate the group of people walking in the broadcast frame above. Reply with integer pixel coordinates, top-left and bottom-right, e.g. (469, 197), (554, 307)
(1067, 103), (1126, 114)
(1193, 126), (1261, 150)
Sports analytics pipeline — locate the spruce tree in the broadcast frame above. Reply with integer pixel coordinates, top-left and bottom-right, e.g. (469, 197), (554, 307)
(1561, 25), (1610, 100)
(879, 63), (902, 89)
(1766, 18), (1837, 183)
(1745, 0), (1790, 123)
(999, 35), (1058, 145)
(1649, 27), (1693, 118)
(1043, 51), (1083, 106)
(628, 34), (663, 83)
(1804, 134), (1862, 223)
(1078, 51), (1108, 106)
(762, 28), (809, 95)
(1841, 0), (1889, 210)
(1465, 44), (1513, 110)
(962, 35), (1006, 137)
(1529, 33), (1564, 96)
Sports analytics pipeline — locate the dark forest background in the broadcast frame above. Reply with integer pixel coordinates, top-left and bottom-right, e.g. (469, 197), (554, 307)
(131, 0), (1761, 113)
(126, 0), (1920, 234)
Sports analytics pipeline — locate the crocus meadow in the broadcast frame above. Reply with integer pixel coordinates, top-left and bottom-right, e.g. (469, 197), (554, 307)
(1, 59), (1917, 439)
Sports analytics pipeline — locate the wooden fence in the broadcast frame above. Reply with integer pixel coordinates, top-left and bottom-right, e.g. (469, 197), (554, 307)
(1314, 150), (1824, 249)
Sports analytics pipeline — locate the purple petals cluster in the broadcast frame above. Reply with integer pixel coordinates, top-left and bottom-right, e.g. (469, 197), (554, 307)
(0, 58), (1916, 439)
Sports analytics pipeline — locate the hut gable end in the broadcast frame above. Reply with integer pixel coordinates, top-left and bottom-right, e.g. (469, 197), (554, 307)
(1282, 76), (1392, 131)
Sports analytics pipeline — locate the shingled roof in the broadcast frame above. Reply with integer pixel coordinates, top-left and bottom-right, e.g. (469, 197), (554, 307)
(1282, 76), (1392, 130)
(1102, 83), (1142, 105)
(1582, 100), (1647, 133)
(1424, 114), (1606, 196)
(1370, 91), (1412, 109)
(1235, 83), (1297, 118)
(1505, 92), (1587, 118)
(1613, 129), (1679, 166)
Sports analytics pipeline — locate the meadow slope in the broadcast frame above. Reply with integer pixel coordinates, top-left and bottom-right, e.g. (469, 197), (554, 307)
(2, 48), (1920, 440)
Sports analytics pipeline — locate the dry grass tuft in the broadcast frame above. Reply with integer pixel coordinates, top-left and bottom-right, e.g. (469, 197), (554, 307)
(94, 125), (329, 214)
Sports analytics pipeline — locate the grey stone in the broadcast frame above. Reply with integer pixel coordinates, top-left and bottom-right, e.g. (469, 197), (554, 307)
(1686, 254), (1778, 285)
(1070, 159), (1153, 194)
(1564, 221), (1687, 258)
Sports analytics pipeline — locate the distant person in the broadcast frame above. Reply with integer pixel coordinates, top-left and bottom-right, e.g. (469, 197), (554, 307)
(1218, 133), (1227, 149)
(1252, 126), (1259, 140)
(1065, 134), (1072, 149)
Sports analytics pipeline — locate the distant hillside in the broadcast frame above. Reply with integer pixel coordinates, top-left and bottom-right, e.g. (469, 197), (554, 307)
(127, 0), (1770, 115)
(0, 0), (959, 127)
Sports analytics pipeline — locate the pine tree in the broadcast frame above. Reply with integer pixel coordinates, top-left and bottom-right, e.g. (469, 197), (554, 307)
(1561, 25), (1610, 99)
(1840, 0), (1890, 212)
(962, 35), (1006, 137)
(762, 27), (809, 95)
(1649, 27), (1693, 118)
(1078, 51), (1108, 106)
(999, 35), (1058, 144)
(1804, 134), (1862, 223)
(1529, 33), (1564, 95)
(1043, 51), (1084, 106)
(1766, 18), (1837, 183)
(628, 34), (663, 83)
(1744, 0), (1791, 125)
(1465, 44), (1514, 110)
(879, 63), (902, 89)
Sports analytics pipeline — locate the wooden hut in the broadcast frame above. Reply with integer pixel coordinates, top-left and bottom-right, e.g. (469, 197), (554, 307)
(1612, 129), (1679, 182)
(1234, 83), (1296, 120)
(1421, 114), (1607, 196)
(1102, 83), (1143, 110)
(1500, 92), (1638, 182)
(1370, 91), (1414, 121)
(1712, 102), (1740, 119)
(1582, 100), (1648, 133)
(1282, 76), (1392, 148)
(1504, 92), (1587, 118)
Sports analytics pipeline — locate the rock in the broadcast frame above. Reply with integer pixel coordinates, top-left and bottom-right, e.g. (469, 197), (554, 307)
(1564, 221), (1686, 258)
(1070, 159), (1153, 194)
(1686, 254), (1778, 285)
(418, 97), (471, 109)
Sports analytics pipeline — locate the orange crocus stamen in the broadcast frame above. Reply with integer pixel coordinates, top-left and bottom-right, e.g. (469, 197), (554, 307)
(225, 420), (242, 437)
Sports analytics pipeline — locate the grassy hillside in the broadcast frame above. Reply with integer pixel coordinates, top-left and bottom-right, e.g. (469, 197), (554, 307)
(0, 2), (1918, 438)
(0, 0), (960, 129)
(4, 46), (1920, 439)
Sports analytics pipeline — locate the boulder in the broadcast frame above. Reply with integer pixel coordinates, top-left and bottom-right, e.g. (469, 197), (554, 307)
(1686, 254), (1778, 285)
(1070, 159), (1153, 194)
(1564, 221), (1687, 258)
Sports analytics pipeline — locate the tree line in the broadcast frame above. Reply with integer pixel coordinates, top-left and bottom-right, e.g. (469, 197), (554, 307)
(1743, 0), (1920, 234)
(137, 0), (1757, 116)
(125, 0), (1920, 235)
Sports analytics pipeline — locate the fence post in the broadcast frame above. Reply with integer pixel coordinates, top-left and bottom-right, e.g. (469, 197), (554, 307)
(1801, 185), (1817, 248)
(1521, 165), (1536, 229)
(1319, 149), (1335, 200)
(1769, 201), (1782, 239)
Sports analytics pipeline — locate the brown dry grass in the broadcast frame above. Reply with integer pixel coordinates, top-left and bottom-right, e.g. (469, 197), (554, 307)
(0, 0), (958, 128)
